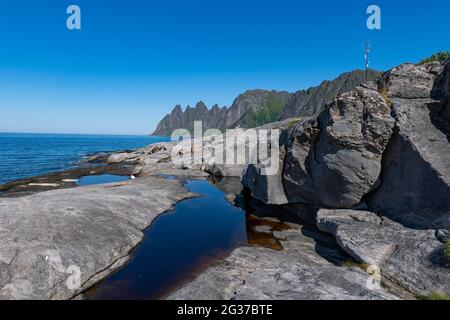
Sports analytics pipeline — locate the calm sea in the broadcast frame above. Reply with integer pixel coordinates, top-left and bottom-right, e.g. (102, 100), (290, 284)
(0, 133), (169, 184)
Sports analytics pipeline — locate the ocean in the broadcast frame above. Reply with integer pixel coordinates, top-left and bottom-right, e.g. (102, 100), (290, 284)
(0, 133), (169, 184)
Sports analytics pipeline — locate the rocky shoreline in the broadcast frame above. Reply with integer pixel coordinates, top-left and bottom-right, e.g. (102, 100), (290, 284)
(0, 59), (449, 300)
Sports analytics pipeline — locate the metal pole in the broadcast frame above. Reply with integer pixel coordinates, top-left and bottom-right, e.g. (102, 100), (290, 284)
(364, 41), (371, 82)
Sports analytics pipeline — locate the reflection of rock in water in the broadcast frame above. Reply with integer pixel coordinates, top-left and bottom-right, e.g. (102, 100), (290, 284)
(210, 176), (303, 251)
(246, 214), (298, 251)
(209, 176), (243, 197)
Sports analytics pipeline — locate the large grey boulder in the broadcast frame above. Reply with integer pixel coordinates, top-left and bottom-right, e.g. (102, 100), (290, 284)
(378, 62), (443, 99)
(245, 85), (395, 208)
(316, 209), (450, 297)
(285, 85), (395, 208)
(242, 158), (288, 204)
(106, 152), (137, 164)
(106, 142), (175, 165)
(368, 61), (450, 229)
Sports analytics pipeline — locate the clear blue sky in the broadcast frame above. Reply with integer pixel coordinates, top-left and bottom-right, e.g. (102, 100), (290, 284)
(0, 0), (448, 135)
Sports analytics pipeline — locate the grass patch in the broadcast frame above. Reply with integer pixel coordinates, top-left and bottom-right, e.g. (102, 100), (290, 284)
(236, 92), (291, 128)
(417, 51), (450, 65)
(341, 259), (369, 271)
(418, 292), (450, 300)
(287, 117), (302, 128)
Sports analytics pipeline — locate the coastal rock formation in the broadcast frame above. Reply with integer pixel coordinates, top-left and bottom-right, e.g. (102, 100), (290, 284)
(240, 60), (450, 230)
(242, 84), (395, 208)
(98, 59), (450, 300)
(2, 58), (448, 301)
(107, 152), (138, 164)
(153, 70), (380, 136)
(282, 84), (395, 208)
(160, 61), (449, 221)
(316, 209), (450, 296)
(104, 142), (174, 166)
(171, 60), (449, 298)
(367, 61), (450, 229)
(0, 176), (194, 300)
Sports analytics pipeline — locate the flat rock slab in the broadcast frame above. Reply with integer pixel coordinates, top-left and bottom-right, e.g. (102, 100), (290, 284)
(138, 162), (210, 179)
(316, 209), (450, 296)
(0, 176), (194, 300)
(168, 227), (399, 300)
(0, 164), (134, 198)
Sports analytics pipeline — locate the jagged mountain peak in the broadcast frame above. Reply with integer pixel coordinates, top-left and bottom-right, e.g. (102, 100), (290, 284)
(171, 105), (183, 115)
(195, 101), (208, 111)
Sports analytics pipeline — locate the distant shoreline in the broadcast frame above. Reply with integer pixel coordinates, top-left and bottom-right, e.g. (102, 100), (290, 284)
(0, 133), (169, 184)
(0, 132), (169, 138)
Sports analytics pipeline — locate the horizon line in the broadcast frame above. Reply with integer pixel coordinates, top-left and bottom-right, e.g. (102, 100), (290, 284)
(0, 131), (169, 137)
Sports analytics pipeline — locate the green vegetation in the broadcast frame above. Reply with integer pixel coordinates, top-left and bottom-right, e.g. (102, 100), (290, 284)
(417, 51), (450, 65)
(341, 259), (369, 271)
(236, 93), (291, 128)
(418, 292), (450, 300)
(287, 117), (302, 128)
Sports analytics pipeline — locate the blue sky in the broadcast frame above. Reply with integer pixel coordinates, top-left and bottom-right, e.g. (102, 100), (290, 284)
(0, 0), (448, 135)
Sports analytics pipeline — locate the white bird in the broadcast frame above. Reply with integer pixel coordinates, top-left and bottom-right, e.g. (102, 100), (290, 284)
(130, 175), (136, 180)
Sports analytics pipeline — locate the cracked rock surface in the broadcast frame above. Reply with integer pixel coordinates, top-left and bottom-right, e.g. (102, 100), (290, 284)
(316, 209), (450, 296)
(168, 226), (400, 300)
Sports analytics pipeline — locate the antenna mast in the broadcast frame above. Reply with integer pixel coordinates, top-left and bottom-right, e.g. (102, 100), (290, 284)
(364, 40), (372, 82)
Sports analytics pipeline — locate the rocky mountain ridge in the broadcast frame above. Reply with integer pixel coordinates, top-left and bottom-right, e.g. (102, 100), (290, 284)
(153, 69), (379, 136)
